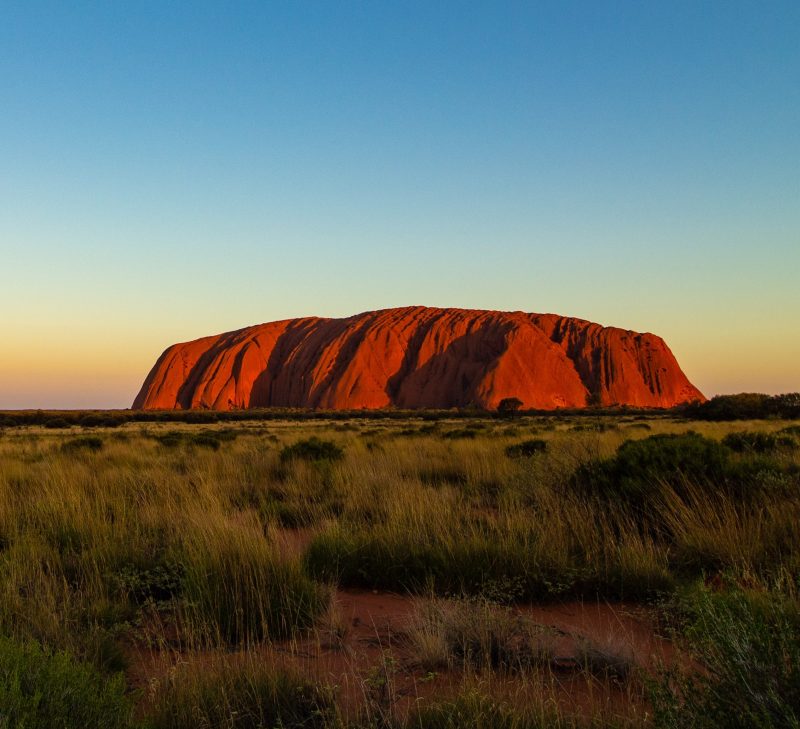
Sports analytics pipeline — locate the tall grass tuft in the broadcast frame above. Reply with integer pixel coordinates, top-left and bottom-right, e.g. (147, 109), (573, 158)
(146, 655), (338, 729)
(409, 691), (581, 729)
(179, 516), (327, 645)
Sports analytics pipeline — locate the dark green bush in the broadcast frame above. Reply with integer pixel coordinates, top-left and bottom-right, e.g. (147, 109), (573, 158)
(505, 439), (547, 459)
(0, 636), (136, 729)
(110, 561), (185, 606)
(61, 436), (104, 453)
(279, 438), (343, 464)
(572, 433), (731, 506)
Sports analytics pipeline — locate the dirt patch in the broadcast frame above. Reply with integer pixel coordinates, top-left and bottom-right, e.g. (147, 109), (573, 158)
(127, 589), (675, 723)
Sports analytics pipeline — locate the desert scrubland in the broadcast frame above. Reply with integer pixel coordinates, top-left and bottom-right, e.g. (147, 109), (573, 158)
(0, 409), (797, 727)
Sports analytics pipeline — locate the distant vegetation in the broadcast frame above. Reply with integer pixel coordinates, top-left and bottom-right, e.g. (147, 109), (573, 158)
(0, 411), (797, 726)
(0, 392), (797, 431)
(279, 437), (344, 464)
(681, 392), (800, 420)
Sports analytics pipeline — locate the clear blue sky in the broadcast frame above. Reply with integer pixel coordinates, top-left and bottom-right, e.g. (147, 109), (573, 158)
(2, 1), (798, 408)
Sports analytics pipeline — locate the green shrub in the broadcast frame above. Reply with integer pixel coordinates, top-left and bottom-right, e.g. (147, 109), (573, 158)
(649, 589), (800, 728)
(0, 636), (136, 729)
(61, 436), (104, 453)
(279, 438), (343, 464)
(505, 439), (547, 459)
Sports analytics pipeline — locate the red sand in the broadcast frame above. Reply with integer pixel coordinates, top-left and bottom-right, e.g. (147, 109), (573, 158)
(129, 589), (671, 722)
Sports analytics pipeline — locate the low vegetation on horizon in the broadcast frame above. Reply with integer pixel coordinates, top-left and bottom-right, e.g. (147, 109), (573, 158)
(0, 406), (797, 727)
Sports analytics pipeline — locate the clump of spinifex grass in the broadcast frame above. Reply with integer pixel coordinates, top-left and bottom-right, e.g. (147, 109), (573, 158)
(408, 691), (600, 729)
(178, 515), (327, 646)
(404, 598), (556, 673)
(145, 654), (338, 729)
(303, 498), (675, 602)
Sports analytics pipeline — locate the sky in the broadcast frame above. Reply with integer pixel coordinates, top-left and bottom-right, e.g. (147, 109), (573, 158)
(1, 1), (798, 409)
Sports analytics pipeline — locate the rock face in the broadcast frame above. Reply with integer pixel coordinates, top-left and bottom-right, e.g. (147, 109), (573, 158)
(133, 307), (705, 410)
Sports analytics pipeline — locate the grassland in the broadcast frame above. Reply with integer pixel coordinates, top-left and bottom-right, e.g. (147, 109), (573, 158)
(0, 412), (797, 727)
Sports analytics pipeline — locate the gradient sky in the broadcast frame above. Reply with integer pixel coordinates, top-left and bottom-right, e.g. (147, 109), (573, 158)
(2, 1), (798, 408)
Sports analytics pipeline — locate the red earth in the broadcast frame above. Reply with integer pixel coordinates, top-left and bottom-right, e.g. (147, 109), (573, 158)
(133, 306), (704, 410)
